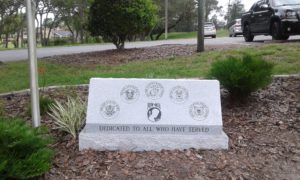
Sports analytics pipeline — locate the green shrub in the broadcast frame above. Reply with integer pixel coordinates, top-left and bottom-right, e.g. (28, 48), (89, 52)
(28, 96), (54, 116)
(49, 97), (86, 138)
(209, 55), (274, 98)
(0, 118), (54, 179)
(87, 36), (103, 44)
(89, 0), (158, 49)
(40, 96), (55, 115)
(45, 38), (73, 46)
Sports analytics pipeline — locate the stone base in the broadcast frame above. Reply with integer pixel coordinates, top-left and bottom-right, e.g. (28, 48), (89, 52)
(79, 131), (229, 152)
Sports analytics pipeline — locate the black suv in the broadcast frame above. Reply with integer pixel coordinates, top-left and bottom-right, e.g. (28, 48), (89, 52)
(242, 0), (300, 42)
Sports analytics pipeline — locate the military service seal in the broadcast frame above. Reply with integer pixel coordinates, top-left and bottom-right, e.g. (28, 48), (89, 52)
(145, 82), (164, 100)
(189, 102), (209, 121)
(169, 86), (189, 104)
(120, 85), (140, 103)
(100, 100), (120, 119)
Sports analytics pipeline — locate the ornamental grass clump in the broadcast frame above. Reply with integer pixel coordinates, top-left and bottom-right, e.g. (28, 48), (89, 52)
(0, 118), (54, 179)
(210, 55), (274, 99)
(49, 96), (86, 138)
(27, 96), (54, 116)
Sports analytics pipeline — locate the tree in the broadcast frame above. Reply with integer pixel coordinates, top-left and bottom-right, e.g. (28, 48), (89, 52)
(151, 0), (196, 40)
(175, 0), (197, 32)
(205, 0), (222, 21)
(210, 14), (226, 29)
(42, 17), (60, 46)
(52, 0), (93, 44)
(225, 0), (245, 25)
(197, 0), (205, 52)
(88, 0), (158, 50)
(0, 0), (24, 48)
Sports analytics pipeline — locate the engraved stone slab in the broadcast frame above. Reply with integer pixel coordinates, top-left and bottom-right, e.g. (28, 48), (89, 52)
(79, 78), (229, 151)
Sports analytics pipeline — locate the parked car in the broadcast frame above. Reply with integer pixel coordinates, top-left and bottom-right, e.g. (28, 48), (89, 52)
(229, 19), (243, 37)
(204, 22), (217, 38)
(241, 0), (300, 42)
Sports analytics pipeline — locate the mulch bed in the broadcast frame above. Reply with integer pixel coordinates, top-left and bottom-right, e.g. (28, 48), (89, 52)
(1, 76), (299, 179)
(43, 44), (254, 68)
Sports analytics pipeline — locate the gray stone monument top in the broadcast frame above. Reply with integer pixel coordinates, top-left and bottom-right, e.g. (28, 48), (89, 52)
(80, 78), (229, 151)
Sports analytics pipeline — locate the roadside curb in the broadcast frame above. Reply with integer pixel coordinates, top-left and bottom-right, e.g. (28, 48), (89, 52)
(0, 74), (299, 97)
(0, 84), (89, 98)
(273, 74), (300, 78)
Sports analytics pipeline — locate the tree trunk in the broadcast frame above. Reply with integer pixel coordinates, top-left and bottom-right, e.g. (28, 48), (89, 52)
(40, 14), (43, 46)
(43, 13), (49, 45)
(113, 37), (125, 50)
(46, 24), (54, 46)
(117, 43), (125, 50)
(45, 14), (58, 46)
(140, 33), (146, 41)
(35, 17), (39, 40)
(197, 0), (205, 52)
(76, 31), (79, 42)
(79, 0), (86, 44)
(151, 15), (184, 40)
(66, 22), (75, 43)
(16, 32), (20, 48)
(155, 22), (180, 40)
(5, 34), (9, 48)
(21, 28), (24, 48)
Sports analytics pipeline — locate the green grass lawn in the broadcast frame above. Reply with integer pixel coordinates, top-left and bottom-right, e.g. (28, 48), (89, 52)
(0, 42), (17, 51)
(0, 30), (229, 51)
(216, 29), (229, 37)
(159, 29), (229, 40)
(0, 43), (299, 93)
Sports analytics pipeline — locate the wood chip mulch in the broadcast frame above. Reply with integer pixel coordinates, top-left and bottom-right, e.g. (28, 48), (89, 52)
(1, 76), (299, 179)
(43, 44), (253, 68)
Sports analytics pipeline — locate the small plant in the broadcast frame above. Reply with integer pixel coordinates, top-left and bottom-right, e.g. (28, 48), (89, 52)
(27, 96), (54, 116)
(38, 65), (47, 93)
(49, 96), (87, 138)
(209, 55), (273, 99)
(0, 118), (54, 179)
(40, 96), (55, 115)
(28, 65), (54, 116)
(0, 99), (5, 116)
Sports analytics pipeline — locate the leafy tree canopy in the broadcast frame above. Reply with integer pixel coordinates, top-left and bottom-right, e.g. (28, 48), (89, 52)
(88, 0), (158, 49)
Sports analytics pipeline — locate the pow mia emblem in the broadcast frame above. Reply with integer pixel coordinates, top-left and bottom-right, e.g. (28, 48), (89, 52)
(120, 85), (140, 103)
(170, 86), (189, 104)
(189, 102), (209, 121)
(145, 82), (164, 100)
(147, 103), (162, 122)
(100, 100), (120, 119)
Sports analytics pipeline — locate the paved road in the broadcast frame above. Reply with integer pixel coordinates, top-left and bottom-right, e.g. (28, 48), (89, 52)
(1, 35), (300, 62)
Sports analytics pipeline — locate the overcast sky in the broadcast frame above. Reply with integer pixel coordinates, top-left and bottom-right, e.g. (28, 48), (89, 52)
(218, 0), (256, 11)
(212, 0), (257, 20)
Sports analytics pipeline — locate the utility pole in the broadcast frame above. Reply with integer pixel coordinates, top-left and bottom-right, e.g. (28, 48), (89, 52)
(227, 0), (232, 25)
(165, 0), (168, 40)
(26, 0), (41, 127)
(197, 0), (205, 52)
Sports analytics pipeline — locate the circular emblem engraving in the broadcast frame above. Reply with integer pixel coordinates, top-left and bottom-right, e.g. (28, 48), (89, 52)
(147, 103), (162, 122)
(189, 102), (209, 121)
(100, 100), (120, 119)
(169, 86), (189, 104)
(145, 82), (164, 100)
(120, 85), (140, 103)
